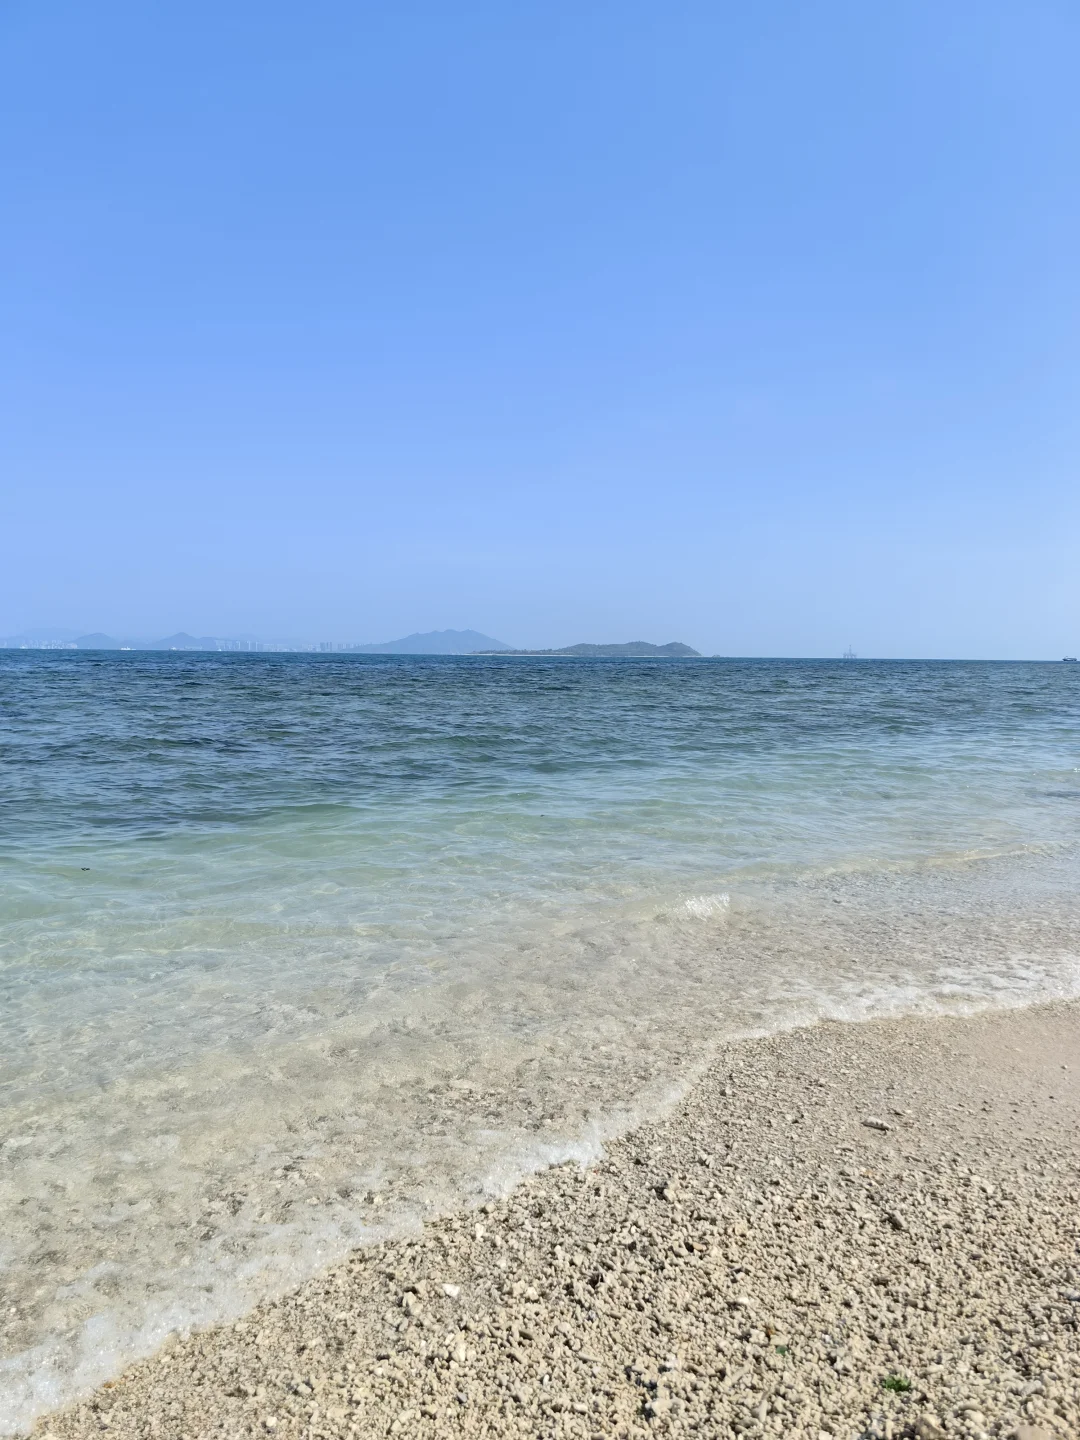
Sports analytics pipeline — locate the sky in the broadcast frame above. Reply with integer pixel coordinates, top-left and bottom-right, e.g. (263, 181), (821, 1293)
(2, 1), (1079, 657)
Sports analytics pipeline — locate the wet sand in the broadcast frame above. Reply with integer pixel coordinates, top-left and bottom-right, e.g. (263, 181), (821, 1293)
(34, 1000), (1080, 1440)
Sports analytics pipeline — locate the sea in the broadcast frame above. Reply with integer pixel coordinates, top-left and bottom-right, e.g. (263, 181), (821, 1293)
(1, 652), (1078, 1430)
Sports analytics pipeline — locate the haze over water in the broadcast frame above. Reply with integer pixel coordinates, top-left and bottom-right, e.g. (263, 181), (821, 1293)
(2, 652), (1079, 1430)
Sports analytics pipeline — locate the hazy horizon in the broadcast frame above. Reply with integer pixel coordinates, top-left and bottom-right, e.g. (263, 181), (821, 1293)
(3, 2), (1078, 659)
(2, 622), (1076, 661)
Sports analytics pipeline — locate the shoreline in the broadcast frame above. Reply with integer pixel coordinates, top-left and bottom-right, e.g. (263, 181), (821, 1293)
(31, 999), (1080, 1439)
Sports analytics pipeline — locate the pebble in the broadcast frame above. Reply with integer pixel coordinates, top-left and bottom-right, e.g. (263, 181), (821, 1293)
(31, 1003), (1080, 1440)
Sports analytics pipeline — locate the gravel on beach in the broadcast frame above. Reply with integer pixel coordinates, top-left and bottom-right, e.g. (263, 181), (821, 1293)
(34, 1002), (1080, 1440)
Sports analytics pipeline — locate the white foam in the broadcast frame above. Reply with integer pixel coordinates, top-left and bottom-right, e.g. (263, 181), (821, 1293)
(4, 852), (1080, 1433)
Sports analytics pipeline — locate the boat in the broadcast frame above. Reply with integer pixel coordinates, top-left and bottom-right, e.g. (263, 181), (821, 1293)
(1064, 656), (1078, 663)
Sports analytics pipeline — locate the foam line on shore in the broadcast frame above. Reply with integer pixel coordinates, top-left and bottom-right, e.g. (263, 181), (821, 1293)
(23, 999), (1080, 1439)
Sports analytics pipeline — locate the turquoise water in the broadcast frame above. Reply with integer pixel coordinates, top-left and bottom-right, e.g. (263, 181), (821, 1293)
(2, 653), (1079, 1429)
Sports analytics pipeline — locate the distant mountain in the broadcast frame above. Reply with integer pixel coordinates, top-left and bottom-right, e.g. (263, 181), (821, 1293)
(488, 640), (701, 658)
(3, 627), (518, 655)
(9, 632), (246, 650)
(350, 629), (513, 655)
(75, 633), (122, 648)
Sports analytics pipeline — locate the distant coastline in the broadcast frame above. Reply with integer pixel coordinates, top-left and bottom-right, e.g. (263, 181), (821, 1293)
(478, 640), (701, 658)
(0, 630), (702, 658)
(0, 628), (513, 655)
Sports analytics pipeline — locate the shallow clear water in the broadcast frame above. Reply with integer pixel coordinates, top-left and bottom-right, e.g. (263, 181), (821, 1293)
(1, 653), (1078, 1429)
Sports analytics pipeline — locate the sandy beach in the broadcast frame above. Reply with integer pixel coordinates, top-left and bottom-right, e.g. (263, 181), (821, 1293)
(33, 1000), (1080, 1440)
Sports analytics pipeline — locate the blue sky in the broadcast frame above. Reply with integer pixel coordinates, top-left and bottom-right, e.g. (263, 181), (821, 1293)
(2, 1), (1078, 656)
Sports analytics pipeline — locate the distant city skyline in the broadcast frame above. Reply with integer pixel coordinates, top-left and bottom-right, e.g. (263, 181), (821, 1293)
(2, 2), (1078, 660)
(0, 627), (516, 654)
